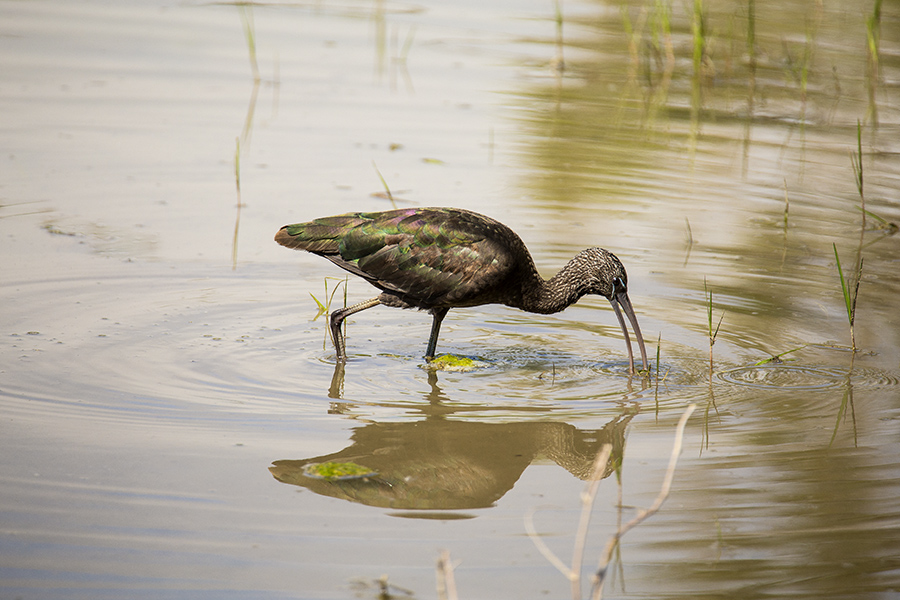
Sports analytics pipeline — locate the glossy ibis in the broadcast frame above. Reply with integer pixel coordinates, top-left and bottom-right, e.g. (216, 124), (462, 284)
(275, 207), (649, 374)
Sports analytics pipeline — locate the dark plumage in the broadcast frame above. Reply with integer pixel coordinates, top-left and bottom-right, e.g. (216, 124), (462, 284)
(275, 207), (648, 373)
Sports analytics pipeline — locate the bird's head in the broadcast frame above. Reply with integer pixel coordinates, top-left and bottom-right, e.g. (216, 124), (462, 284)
(578, 248), (648, 375)
(576, 248), (628, 300)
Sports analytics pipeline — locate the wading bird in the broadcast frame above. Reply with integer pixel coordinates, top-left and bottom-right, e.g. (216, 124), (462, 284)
(275, 207), (648, 374)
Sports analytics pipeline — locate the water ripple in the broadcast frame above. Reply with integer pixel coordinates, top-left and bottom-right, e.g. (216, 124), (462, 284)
(718, 364), (900, 391)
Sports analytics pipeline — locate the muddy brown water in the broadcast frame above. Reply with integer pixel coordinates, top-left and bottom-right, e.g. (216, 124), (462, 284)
(2, 0), (899, 598)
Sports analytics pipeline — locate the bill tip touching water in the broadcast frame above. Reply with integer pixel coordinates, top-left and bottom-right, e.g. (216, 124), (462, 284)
(275, 207), (649, 375)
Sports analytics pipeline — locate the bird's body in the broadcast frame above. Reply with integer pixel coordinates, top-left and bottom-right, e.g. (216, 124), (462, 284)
(275, 207), (648, 373)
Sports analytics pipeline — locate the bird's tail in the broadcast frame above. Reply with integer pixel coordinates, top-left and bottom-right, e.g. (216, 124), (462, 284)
(274, 215), (369, 255)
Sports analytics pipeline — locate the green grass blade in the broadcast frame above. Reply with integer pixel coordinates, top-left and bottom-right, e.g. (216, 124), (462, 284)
(754, 345), (806, 366)
(326, 279), (345, 307)
(655, 334), (661, 382)
(309, 292), (326, 314)
(850, 258), (863, 326)
(833, 243), (852, 325)
(372, 161), (395, 207)
(713, 311), (724, 340)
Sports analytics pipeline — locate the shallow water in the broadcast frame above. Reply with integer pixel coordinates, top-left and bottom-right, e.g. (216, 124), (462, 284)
(2, 0), (900, 598)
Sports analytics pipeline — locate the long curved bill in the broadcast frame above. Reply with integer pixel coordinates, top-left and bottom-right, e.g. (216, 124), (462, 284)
(610, 291), (649, 376)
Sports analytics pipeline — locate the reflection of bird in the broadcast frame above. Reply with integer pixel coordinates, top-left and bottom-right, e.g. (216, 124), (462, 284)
(269, 411), (637, 511)
(275, 207), (648, 373)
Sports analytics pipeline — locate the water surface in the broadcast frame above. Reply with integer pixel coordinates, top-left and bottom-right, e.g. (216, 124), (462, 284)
(2, 0), (900, 598)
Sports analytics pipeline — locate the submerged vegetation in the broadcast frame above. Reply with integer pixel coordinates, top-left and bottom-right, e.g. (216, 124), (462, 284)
(754, 345), (805, 366)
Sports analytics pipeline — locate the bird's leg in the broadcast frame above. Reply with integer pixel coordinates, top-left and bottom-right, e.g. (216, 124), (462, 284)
(424, 307), (450, 362)
(328, 361), (345, 399)
(329, 297), (381, 362)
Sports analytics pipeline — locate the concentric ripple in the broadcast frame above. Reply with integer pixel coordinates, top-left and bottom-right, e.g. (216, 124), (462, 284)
(719, 364), (900, 391)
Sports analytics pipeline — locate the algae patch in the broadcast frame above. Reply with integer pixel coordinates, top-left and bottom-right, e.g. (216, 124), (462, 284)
(303, 461), (377, 481)
(424, 354), (486, 372)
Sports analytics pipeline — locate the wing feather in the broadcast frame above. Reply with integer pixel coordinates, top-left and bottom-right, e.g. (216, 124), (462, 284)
(276, 208), (523, 307)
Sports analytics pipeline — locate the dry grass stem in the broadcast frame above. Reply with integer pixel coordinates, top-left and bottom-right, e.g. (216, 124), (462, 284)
(571, 445), (615, 597)
(526, 404), (695, 600)
(590, 404), (696, 600)
(525, 443), (613, 598)
(436, 550), (459, 600)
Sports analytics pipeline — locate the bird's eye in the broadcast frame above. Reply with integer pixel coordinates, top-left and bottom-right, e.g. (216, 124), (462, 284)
(613, 277), (626, 292)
